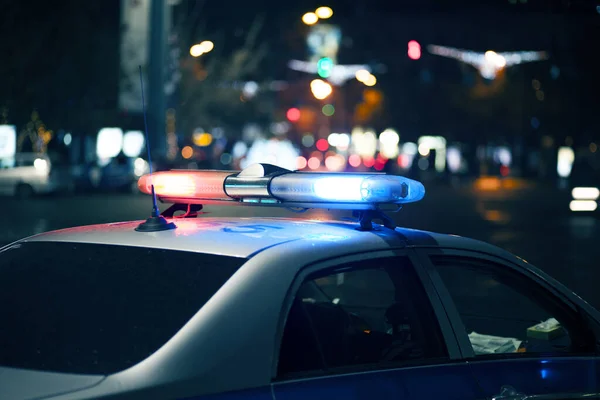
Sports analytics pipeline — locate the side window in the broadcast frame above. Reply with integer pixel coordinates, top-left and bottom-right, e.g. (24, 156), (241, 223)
(16, 158), (34, 167)
(277, 256), (448, 378)
(433, 256), (595, 357)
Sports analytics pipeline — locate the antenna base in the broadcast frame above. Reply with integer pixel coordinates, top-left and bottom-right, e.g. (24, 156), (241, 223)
(135, 215), (177, 232)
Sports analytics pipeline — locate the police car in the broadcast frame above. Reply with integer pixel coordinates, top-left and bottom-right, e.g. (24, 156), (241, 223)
(1, 163), (599, 400)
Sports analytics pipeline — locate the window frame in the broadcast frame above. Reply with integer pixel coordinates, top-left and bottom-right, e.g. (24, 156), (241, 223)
(416, 247), (600, 361)
(271, 248), (463, 382)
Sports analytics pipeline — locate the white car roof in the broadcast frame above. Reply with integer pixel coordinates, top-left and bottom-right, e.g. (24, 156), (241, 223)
(20, 216), (513, 260)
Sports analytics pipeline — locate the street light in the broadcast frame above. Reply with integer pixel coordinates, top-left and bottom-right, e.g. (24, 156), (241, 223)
(199, 40), (214, 53)
(190, 45), (203, 57)
(355, 70), (376, 87)
(484, 50), (506, 68)
(190, 40), (214, 57)
(302, 12), (318, 25)
(315, 6), (333, 19)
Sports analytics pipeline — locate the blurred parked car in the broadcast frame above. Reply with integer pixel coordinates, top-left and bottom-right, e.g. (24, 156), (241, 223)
(0, 152), (73, 198)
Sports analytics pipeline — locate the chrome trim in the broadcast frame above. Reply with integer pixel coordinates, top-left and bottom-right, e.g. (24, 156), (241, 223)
(225, 176), (271, 198)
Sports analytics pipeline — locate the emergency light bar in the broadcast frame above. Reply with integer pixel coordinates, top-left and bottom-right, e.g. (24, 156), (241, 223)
(138, 163), (425, 210)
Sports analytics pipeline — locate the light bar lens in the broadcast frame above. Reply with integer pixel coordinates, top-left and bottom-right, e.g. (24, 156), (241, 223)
(138, 165), (426, 208)
(313, 177), (364, 201)
(269, 173), (425, 204)
(138, 170), (231, 199)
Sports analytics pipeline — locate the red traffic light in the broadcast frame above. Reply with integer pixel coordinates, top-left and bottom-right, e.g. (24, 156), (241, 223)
(408, 40), (421, 60)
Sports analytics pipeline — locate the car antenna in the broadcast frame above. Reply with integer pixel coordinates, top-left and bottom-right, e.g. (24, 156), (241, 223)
(135, 65), (176, 232)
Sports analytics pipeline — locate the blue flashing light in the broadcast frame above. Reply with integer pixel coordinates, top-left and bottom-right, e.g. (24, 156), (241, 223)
(269, 173), (425, 204)
(314, 177), (364, 201)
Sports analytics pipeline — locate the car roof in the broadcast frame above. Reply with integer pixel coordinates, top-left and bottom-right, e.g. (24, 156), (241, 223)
(20, 216), (511, 259)
(15, 152), (49, 160)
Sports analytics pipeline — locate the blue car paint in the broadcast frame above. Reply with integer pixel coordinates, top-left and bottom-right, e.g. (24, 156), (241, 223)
(181, 386), (273, 400)
(468, 357), (600, 397)
(272, 363), (482, 400)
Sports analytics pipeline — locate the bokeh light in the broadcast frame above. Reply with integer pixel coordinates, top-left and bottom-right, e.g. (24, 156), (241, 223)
(355, 69), (371, 82)
(296, 156), (308, 169)
(322, 104), (335, 116)
(348, 154), (361, 168)
(181, 146), (193, 159)
(302, 12), (318, 25)
(286, 107), (301, 122)
(190, 44), (204, 57)
(302, 134), (315, 147)
(363, 155), (375, 168)
(310, 79), (333, 100)
(199, 40), (214, 53)
(364, 74), (377, 87)
(316, 138), (329, 151)
(308, 157), (321, 169)
(220, 153), (232, 165)
(315, 6), (333, 19)
(193, 132), (213, 147)
(408, 40), (421, 60)
(325, 154), (346, 171)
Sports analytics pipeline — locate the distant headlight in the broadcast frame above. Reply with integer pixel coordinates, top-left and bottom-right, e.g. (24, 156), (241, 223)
(570, 200), (598, 212)
(571, 187), (599, 200)
(134, 158), (149, 177)
(34, 158), (49, 174)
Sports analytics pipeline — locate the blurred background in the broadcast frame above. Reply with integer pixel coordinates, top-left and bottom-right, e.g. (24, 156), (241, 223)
(0, 0), (599, 302)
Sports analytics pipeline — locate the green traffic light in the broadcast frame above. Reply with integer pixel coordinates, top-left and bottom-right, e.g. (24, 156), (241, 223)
(317, 57), (334, 78)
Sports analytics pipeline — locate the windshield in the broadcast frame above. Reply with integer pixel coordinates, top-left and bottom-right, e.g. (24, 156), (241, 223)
(0, 242), (246, 375)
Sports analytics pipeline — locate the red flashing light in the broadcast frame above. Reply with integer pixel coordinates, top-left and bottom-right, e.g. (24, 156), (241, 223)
(138, 170), (231, 199)
(408, 40), (421, 60)
(286, 108), (301, 122)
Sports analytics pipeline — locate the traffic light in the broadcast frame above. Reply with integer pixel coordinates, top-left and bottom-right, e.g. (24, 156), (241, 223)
(408, 40), (421, 60)
(317, 57), (334, 78)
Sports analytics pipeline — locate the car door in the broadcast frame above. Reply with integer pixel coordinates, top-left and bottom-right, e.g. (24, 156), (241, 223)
(271, 250), (484, 400)
(418, 249), (600, 399)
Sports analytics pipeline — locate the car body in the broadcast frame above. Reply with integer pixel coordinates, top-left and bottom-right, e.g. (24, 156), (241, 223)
(2, 165), (600, 399)
(1, 214), (600, 400)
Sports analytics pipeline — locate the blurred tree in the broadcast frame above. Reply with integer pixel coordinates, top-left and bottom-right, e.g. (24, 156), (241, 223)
(16, 110), (53, 153)
(177, 13), (270, 139)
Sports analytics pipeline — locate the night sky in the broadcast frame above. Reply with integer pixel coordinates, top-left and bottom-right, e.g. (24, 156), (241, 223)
(0, 0), (598, 144)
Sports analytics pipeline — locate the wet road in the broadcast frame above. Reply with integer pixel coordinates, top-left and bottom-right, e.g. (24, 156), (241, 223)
(1, 181), (599, 308)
